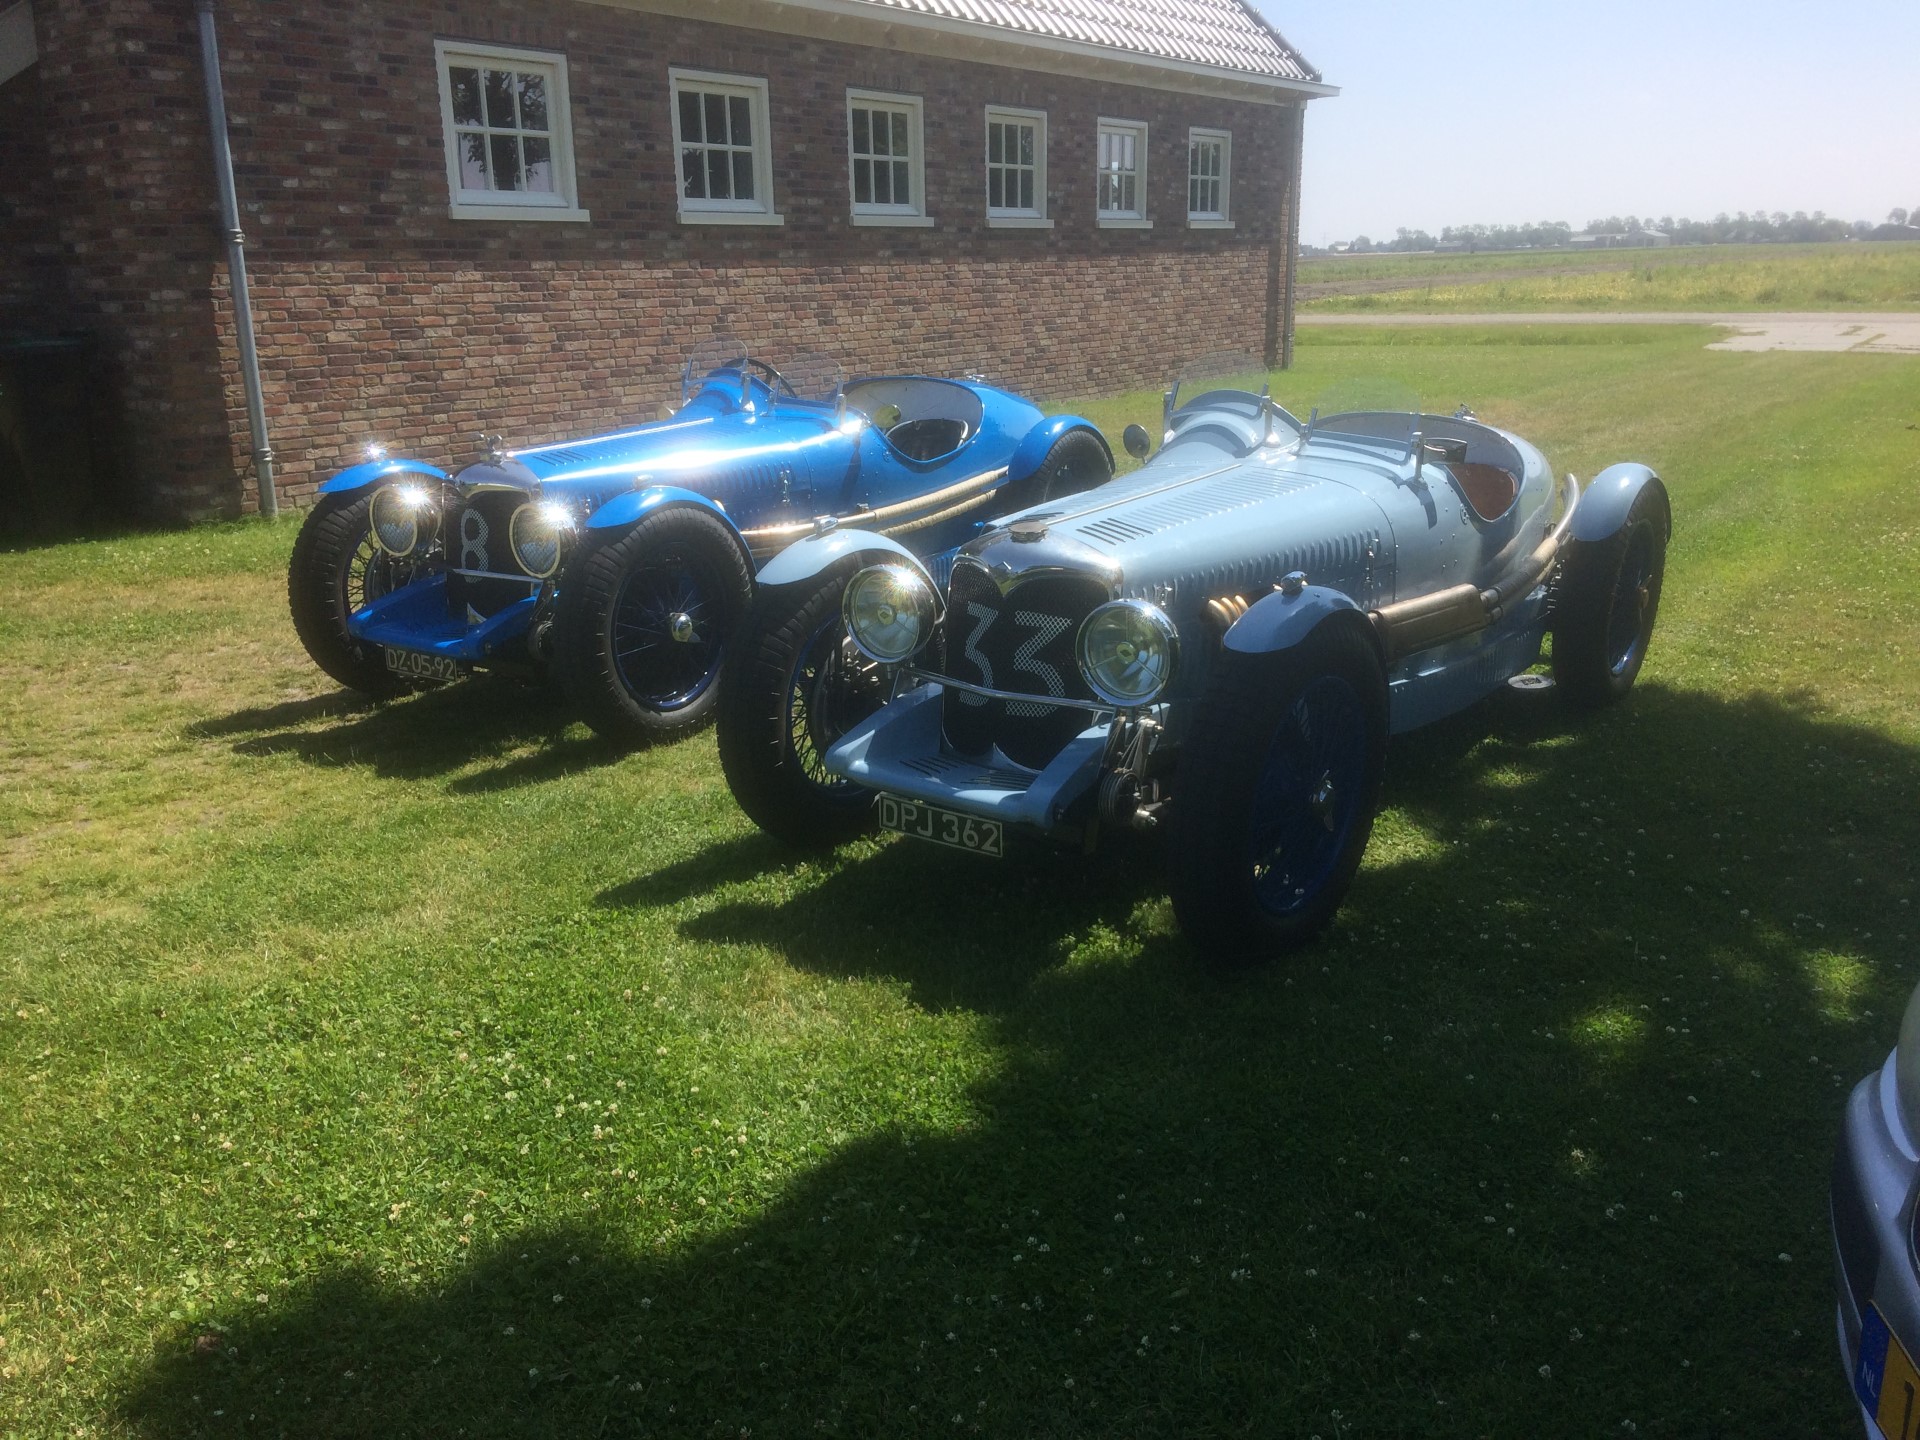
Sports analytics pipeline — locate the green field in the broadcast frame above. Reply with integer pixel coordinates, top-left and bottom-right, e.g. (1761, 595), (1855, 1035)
(4, 326), (1918, 1436)
(1300, 241), (1920, 313)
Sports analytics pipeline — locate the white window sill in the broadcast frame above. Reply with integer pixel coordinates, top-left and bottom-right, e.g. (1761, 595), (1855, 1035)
(1188, 217), (1236, 230)
(986, 215), (1054, 230)
(1098, 216), (1152, 229)
(678, 210), (787, 227)
(448, 204), (591, 223)
(851, 213), (936, 228)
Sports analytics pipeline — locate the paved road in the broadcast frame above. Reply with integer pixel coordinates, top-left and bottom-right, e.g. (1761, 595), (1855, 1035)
(1295, 311), (1920, 354)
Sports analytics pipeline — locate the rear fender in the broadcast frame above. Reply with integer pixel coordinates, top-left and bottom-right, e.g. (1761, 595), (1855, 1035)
(1570, 464), (1670, 543)
(1223, 584), (1379, 658)
(753, 526), (938, 591)
(317, 457), (450, 497)
(1009, 415), (1112, 480)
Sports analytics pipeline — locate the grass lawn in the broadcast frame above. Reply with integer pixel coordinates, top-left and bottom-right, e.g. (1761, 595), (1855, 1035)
(3, 326), (1918, 1437)
(1300, 241), (1920, 313)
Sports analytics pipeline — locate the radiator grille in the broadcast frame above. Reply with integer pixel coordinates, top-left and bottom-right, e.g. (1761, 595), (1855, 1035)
(444, 488), (540, 618)
(940, 562), (1107, 770)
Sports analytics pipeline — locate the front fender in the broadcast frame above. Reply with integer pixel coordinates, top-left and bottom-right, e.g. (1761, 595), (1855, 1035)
(1009, 415), (1112, 480)
(1570, 464), (1670, 543)
(584, 483), (739, 536)
(317, 457), (450, 497)
(1222, 584), (1374, 656)
(754, 526), (938, 591)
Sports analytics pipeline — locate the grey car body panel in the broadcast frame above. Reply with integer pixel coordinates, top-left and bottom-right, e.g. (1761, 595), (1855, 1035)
(1834, 1051), (1918, 1433)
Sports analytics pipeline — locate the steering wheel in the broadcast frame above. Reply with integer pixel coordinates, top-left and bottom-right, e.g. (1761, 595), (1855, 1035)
(742, 357), (800, 400)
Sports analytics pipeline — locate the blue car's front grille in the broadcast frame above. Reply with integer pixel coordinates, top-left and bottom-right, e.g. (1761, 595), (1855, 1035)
(444, 489), (539, 619)
(940, 562), (1106, 770)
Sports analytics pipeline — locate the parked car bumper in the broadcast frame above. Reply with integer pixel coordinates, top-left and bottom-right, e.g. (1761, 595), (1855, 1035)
(1833, 1051), (1920, 1436)
(347, 574), (538, 665)
(823, 683), (1109, 833)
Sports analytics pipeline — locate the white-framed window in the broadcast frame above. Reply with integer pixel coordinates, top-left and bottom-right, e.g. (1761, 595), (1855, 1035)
(1096, 118), (1149, 228)
(1188, 127), (1233, 227)
(670, 68), (783, 226)
(984, 106), (1050, 229)
(434, 41), (588, 223)
(847, 89), (931, 227)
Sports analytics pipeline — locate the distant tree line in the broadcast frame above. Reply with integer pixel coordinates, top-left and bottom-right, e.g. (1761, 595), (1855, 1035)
(1310, 207), (1920, 255)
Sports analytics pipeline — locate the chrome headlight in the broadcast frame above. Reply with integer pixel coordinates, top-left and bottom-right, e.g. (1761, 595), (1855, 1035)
(843, 564), (937, 664)
(508, 501), (577, 580)
(1076, 599), (1178, 708)
(368, 483), (435, 557)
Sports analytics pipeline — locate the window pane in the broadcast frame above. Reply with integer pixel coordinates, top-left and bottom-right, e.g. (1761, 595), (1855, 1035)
(988, 169), (1003, 208)
(682, 146), (705, 198)
(680, 89), (703, 144)
(890, 111), (908, 157)
(732, 149), (754, 201)
(852, 107), (871, 156)
(854, 157), (872, 205)
(490, 133), (522, 190)
(517, 73), (548, 132)
(1018, 125), (1034, 167)
(450, 67), (482, 126)
(873, 113), (893, 158)
(484, 69), (515, 128)
(707, 147), (731, 199)
(730, 94), (752, 148)
(1019, 171), (1032, 210)
(459, 130), (488, 189)
(988, 124), (1003, 165)
(892, 160), (910, 205)
(698, 92), (721, 144)
(523, 135), (553, 192)
(872, 159), (891, 205)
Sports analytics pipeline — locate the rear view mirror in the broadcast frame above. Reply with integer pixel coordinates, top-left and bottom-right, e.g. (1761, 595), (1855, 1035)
(1122, 423), (1152, 460)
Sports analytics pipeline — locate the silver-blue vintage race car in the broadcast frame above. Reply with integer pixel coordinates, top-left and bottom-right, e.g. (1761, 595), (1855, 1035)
(1833, 981), (1920, 1439)
(286, 341), (1111, 744)
(718, 355), (1669, 960)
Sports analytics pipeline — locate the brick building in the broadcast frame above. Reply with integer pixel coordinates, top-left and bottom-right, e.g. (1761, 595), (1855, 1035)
(0, 0), (1331, 521)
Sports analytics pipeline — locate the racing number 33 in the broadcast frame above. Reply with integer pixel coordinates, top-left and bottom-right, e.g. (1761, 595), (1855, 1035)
(877, 795), (1004, 857)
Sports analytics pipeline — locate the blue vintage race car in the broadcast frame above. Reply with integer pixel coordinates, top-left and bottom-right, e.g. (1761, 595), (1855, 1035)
(718, 355), (1669, 961)
(287, 341), (1111, 743)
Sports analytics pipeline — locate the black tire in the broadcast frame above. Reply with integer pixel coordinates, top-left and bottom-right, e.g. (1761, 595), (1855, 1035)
(1552, 483), (1669, 711)
(1166, 622), (1388, 966)
(718, 560), (894, 849)
(998, 429), (1112, 513)
(286, 491), (419, 697)
(552, 505), (753, 746)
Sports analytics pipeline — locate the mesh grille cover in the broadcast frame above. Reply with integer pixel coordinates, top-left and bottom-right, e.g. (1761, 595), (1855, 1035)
(941, 563), (1107, 769)
(445, 490), (538, 618)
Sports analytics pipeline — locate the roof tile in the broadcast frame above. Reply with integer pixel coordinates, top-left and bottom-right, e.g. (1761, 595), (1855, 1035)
(841, 0), (1319, 84)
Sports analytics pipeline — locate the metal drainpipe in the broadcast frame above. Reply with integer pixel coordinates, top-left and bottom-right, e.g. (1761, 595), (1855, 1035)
(195, 0), (277, 517)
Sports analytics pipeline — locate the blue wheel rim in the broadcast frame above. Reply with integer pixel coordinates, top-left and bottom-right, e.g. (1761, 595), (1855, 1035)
(1246, 674), (1369, 918)
(609, 552), (727, 711)
(1606, 527), (1657, 676)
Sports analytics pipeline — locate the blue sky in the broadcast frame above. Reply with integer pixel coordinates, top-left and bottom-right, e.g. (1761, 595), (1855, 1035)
(1254, 0), (1920, 244)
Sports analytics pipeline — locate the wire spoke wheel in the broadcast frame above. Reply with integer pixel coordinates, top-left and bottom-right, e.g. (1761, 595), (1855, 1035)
(608, 547), (728, 711)
(1247, 675), (1370, 917)
(785, 619), (884, 790)
(1605, 526), (1658, 676)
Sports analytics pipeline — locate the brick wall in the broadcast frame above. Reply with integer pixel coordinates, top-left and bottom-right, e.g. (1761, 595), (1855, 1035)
(0, 63), (69, 329)
(21, 0), (1306, 520)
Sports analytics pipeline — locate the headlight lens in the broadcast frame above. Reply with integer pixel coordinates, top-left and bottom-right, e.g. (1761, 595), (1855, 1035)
(1076, 599), (1178, 707)
(509, 501), (577, 580)
(369, 483), (434, 557)
(842, 564), (937, 663)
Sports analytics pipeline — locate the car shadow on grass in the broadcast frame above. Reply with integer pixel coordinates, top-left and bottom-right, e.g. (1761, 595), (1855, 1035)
(189, 676), (628, 789)
(118, 683), (1918, 1438)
